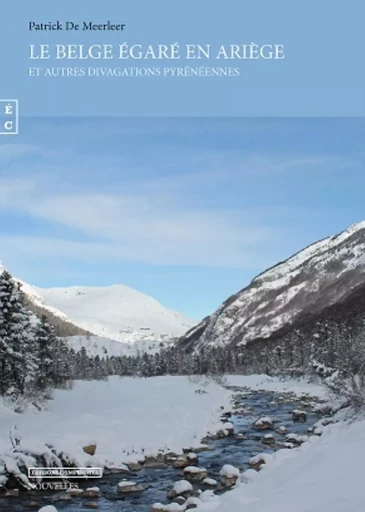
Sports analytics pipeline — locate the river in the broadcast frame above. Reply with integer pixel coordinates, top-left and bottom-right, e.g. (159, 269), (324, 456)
(0, 386), (327, 512)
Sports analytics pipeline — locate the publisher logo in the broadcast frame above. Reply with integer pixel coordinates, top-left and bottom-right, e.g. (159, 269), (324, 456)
(0, 100), (19, 135)
(28, 467), (103, 479)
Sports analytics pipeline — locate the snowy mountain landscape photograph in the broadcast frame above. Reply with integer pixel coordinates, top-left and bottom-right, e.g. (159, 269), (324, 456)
(1, 117), (365, 512)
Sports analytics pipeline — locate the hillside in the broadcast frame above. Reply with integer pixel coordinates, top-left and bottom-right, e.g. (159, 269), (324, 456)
(178, 221), (365, 355)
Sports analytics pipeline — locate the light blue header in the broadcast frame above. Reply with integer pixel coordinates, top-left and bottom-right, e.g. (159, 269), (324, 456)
(1, 0), (364, 116)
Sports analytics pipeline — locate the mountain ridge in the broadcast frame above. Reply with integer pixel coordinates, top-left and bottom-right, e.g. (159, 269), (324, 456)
(178, 221), (365, 351)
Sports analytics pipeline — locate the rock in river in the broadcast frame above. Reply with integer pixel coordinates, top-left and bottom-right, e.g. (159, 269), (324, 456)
(117, 481), (145, 493)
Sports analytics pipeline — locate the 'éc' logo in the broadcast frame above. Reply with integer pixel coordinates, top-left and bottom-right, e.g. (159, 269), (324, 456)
(0, 100), (19, 135)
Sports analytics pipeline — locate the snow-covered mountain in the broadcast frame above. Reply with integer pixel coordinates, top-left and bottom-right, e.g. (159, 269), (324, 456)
(178, 221), (365, 350)
(0, 262), (193, 345)
(30, 284), (193, 344)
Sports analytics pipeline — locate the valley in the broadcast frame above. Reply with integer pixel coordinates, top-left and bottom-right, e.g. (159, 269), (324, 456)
(1, 221), (365, 512)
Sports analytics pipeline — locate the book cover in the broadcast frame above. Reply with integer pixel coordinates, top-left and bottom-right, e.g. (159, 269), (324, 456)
(0, 1), (364, 511)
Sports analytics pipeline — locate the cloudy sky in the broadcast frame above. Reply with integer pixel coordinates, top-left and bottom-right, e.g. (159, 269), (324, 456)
(0, 117), (364, 319)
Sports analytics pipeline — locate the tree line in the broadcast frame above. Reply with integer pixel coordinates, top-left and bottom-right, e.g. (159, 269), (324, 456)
(2, 267), (365, 409)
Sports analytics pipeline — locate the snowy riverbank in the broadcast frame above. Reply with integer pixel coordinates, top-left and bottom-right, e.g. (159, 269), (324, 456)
(0, 374), (330, 475)
(0, 375), (332, 512)
(0, 376), (232, 472)
(225, 374), (327, 399)
(3, 373), (358, 512)
(192, 409), (364, 512)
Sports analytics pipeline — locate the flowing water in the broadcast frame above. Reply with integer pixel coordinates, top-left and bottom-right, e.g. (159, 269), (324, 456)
(0, 387), (326, 512)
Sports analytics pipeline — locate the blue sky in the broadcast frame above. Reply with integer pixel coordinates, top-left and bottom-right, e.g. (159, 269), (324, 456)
(0, 117), (364, 320)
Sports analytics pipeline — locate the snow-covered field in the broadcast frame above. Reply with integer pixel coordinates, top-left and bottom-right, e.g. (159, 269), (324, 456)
(0, 376), (231, 468)
(194, 414), (365, 512)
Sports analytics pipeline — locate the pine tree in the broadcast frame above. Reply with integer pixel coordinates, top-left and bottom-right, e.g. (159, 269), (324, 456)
(0, 271), (34, 399)
(53, 340), (74, 387)
(34, 316), (58, 391)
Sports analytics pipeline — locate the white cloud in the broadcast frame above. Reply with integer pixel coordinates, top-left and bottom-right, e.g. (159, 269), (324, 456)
(0, 233), (274, 269)
(0, 177), (274, 268)
(0, 147), (356, 269)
